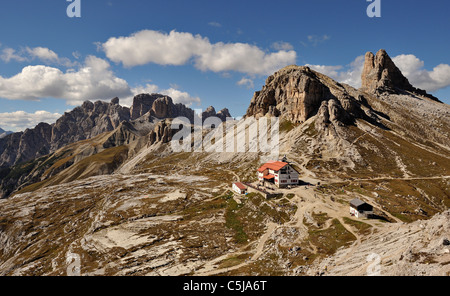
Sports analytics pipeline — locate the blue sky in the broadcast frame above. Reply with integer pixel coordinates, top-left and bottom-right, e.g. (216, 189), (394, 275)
(0, 0), (449, 132)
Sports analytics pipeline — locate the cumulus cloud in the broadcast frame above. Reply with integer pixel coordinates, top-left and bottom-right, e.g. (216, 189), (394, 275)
(25, 47), (58, 62)
(393, 54), (450, 92)
(1, 46), (78, 67)
(0, 48), (27, 63)
(307, 55), (365, 88)
(237, 77), (255, 89)
(194, 42), (297, 75)
(0, 55), (132, 105)
(24, 47), (77, 67)
(102, 30), (210, 67)
(271, 41), (294, 51)
(102, 29), (297, 75)
(0, 110), (62, 132)
(163, 88), (201, 106)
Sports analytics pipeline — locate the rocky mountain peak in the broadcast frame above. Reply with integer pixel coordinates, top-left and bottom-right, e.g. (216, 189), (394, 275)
(130, 93), (165, 120)
(201, 106), (232, 122)
(361, 49), (441, 102)
(129, 93), (197, 122)
(361, 49), (414, 94)
(217, 108), (232, 121)
(203, 106), (216, 115)
(111, 97), (120, 105)
(245, 65), (368, 125)
(0, 92), (232, 168)
(0, 99), (131, 168)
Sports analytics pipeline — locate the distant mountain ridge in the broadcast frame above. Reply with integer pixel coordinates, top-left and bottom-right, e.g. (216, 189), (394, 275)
(0, 49), (449, 276)
(0, 128), (12, 139)
(0, 94), (231, 168)
(1, 49), (448, 203)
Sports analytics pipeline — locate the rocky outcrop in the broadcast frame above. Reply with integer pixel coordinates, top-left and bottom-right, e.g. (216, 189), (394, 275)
(316, 99), (352, 127)
(361, 49), (414, 94)
(50, 98), (131, 151)
(201, 106), (217, 120)
(0, 123), (53, 167)
(0, 98), (131, 168)
(0, 92), (232, 169)
(103, 121), (139, 149)
(216, 108), (232, 121)
(129, 93), (196, 122)
(245, 65), (369, 125)
(361, 49), (441, 102)
(130, 94), (160, 120)
(148, 119), (176, 145)
(246, 66), (331, 123)
(201, 106), (232, 122)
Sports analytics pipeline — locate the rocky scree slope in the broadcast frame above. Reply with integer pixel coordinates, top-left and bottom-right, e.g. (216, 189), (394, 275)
(0, 49), (449, 276)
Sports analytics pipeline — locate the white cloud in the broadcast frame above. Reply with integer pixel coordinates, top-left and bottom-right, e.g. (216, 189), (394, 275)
(271, 41), (294, 51)
(163, 88), (201, 106)
(302, 35), (331, 47)
(0, 110), (62, 132)
(26, 46), (78, 67)
(0, 45), (201, 109)
(194, 42), (297, 75)
(102, 30), (211, 67)
(393, 54), (450, 92)
(208, 22), (222, 28)
(102, 29), (297, 75)
(0, 48), (27, 63)
(0, 55), (132, 105)
(1, 46), (78, 67)
(25, 47), (58, 62)
(307, 55), (365, 88)
(72, 51), (82, 60)
(237, 77), (255, 89)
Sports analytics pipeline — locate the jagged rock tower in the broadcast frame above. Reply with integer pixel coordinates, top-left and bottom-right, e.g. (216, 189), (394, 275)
(361, 49), (441, 102)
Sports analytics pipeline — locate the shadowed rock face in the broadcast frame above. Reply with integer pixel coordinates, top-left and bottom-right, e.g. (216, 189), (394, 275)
(0, 92), (234, 198)
(361, 49), (415, 94)
(246, 66), (335, 123)
(245, 65), (370, 125)
(130, 93), (196, 122)
(0, 92), (233, 170)
(245, 50), (442, 128)
(361, 49), (441, 102)
(0, 98), (131, 168)
(130, 94), (161, 120)
(148, 119), (176, 145)
(201, 106), (232, 123)
(0, 95), (193, 167)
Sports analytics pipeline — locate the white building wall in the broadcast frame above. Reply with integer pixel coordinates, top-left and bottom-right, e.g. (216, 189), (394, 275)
(258, 164), (299, 187)
(350, 207), (360, 218)
(233, 184), (245, 194)
(277, 165), (299, 186)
